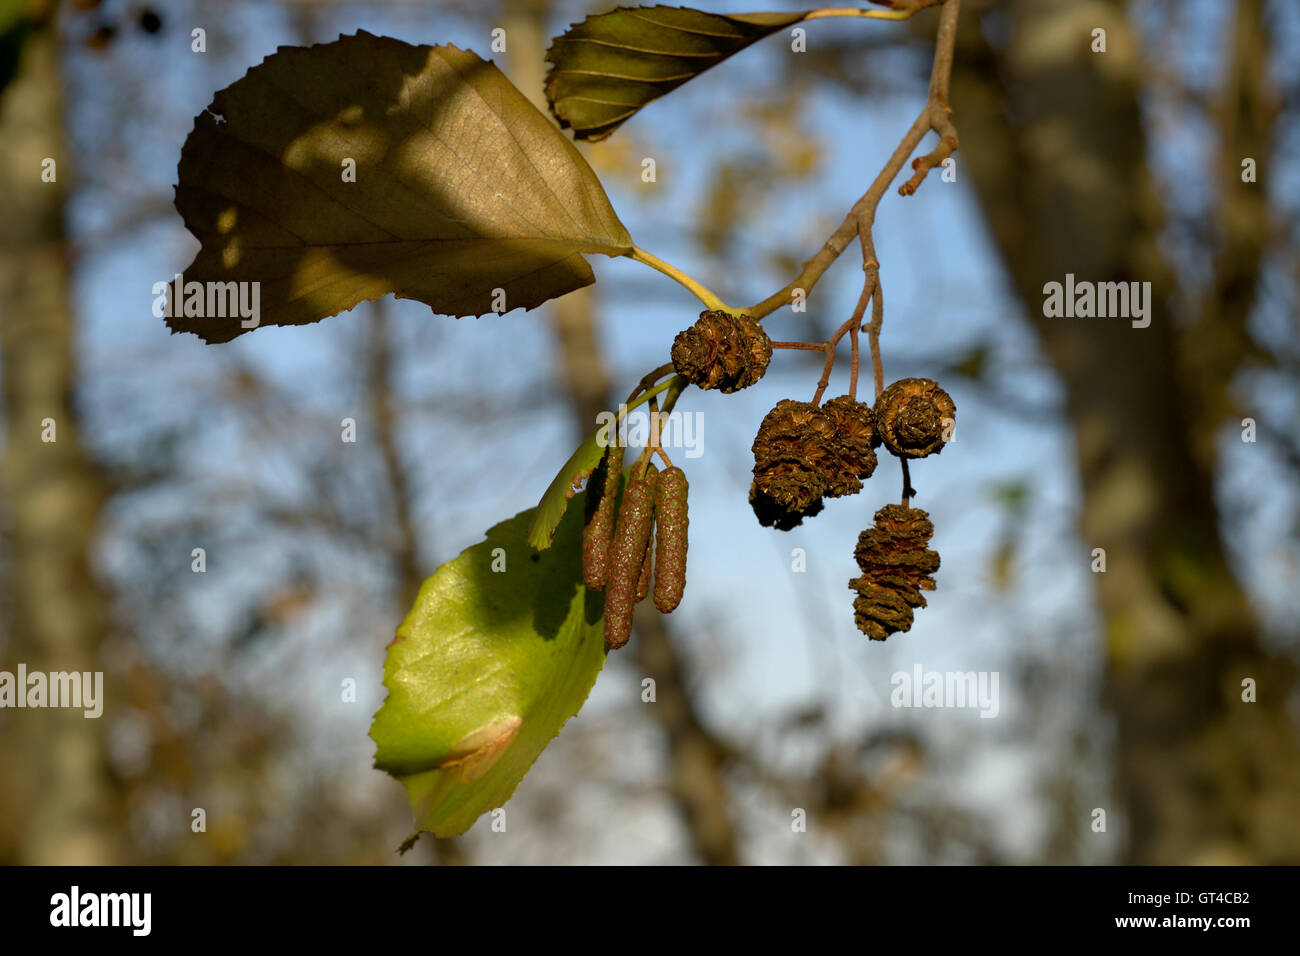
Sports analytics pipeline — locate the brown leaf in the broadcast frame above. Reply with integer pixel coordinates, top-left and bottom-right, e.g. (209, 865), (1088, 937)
(170, 32), (633, 343)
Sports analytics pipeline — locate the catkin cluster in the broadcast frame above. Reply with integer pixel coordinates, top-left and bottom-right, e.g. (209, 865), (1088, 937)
(622, 311), (955, 643)
(583, 453), (690, 650)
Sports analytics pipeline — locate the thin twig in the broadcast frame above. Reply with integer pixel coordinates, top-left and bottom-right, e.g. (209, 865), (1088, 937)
(901, 457), (916, 507)
(810, 303), (870, 405)
(849, 322), (861, 400)
(844, 282), (872, 400)
(811, 344), (838, 406)
(868, 279), (885, 397)
(899, 0), (961, 195)
(782, 281), (876, 405)
(633, 396), (660, 479)
(619, 375), (683, 429)
(659, 377), (687, 417)
(857, 219), (885, 399)
(625, 362), (677, 406)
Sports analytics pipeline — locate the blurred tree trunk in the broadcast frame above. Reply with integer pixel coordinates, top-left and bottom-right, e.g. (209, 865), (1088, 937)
(950, 0), (1300, 862)
(504, 0), (740, 865)
(501, 0), (613, 432)
(631, 605), (740, 865)
(0, 15), (122, 864)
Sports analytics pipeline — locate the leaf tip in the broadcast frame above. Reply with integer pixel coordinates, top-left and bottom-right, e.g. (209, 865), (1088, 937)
(397, 832), (421, 855)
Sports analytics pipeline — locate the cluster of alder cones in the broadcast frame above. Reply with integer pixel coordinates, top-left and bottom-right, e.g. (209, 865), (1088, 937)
(581, 310), (952, 646)
(670, 310), (954, 642)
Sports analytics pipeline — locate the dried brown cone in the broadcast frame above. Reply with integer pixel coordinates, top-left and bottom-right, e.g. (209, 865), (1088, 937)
(750, 399), (832, 529)
(874, 378), (955, 459)
(671, 310), (772, 394)
(582, 442), (625, 591)
(749, 481), (825, 530)
(652, 466), (688, 613)
(603, 464), (657, 649)
(848, 504), (940, 641)
(820, 395), (879, 497)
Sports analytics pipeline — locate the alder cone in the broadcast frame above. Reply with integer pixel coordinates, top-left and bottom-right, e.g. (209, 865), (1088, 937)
(750, 397), (882, 525)
(848, 504), (940, 641)
(750, 399), (831, 529)
(603, 465), (657, 649)
(820, 395), (879, 497)
(671, 310), (772, 393)
(749, 484), (824, 530)
(874, 378), (955, 459)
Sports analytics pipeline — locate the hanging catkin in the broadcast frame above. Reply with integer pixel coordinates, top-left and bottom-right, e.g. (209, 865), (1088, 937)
(652, 466), (689, 613)
(582, 441), (625, 591)
(635, 524), (654, 604)
(603, 464), (657, 649)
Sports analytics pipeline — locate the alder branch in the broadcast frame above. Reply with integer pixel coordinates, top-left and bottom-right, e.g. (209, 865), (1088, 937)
(745, 0), (962, 321)
(899, 0), (961, 195)
(625, 362), (677, 406)
(622, 1), (960, 419)
(866, 266), (885, 397)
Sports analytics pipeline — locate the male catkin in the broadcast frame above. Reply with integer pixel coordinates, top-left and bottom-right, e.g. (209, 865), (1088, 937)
(582, 442), (624, 590)
(603, 465), (657, 649)
(635, 525), (654, 604)
(653, 466), (689, 613)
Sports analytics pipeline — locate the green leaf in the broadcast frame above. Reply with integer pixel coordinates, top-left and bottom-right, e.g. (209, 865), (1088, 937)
(526, 428), (609, 551)
(370, 495), (607, 840)
(545, 5), (807, 141)
(171, 31), (634, 343)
